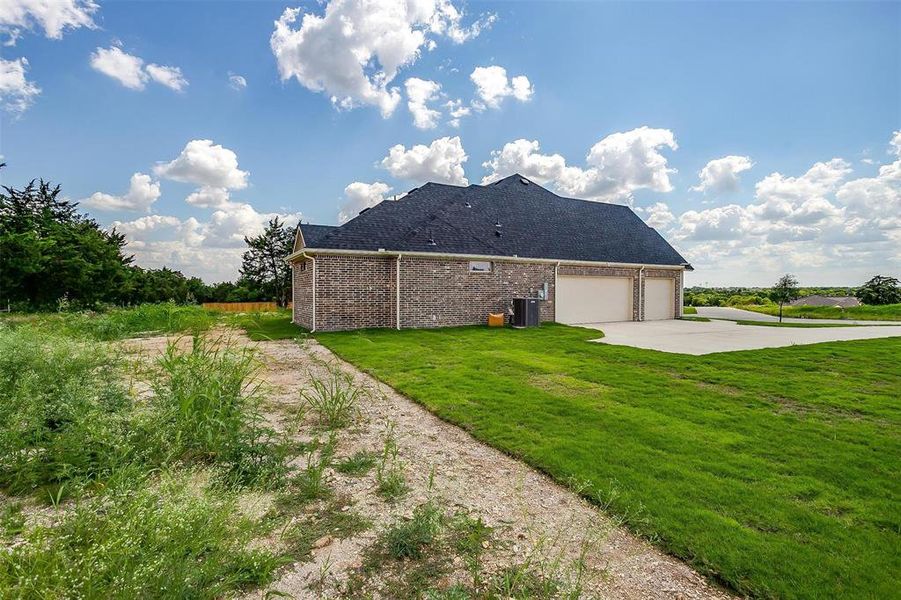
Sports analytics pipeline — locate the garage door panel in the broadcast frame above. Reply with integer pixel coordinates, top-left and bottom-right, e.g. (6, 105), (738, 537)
(556, 276), (632, 324)
(645, 278), (675, 320)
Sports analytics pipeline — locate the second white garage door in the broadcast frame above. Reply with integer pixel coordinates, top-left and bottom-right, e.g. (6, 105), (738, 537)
(555, 276), (633, 324)
(645, 277), (675, 320)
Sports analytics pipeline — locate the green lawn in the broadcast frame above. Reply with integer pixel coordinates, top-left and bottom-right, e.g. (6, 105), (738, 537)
(742, 303), (901, 321)
(316, 324), (901, 599)
(229, 311), (307, 341)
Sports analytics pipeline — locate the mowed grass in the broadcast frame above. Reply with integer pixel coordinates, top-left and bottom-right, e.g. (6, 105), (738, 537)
(229, 310), (306, 341)
(742, 303), (901, 321)
(317, 324), (901, 599)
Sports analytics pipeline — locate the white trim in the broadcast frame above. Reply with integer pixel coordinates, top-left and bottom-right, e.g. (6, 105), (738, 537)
(638, 265), (645, 321)
(396, 254), (402, 330)
(287, 247), (685, 271)
(301, 252), (317, 333)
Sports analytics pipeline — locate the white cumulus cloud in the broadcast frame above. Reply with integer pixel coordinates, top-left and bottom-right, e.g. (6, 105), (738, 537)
(185, 186), (233, 209)
(381, 136), (468, 185)
(154, 139), (249, 190)
(270, 0), (492, 117)
(90, 46), (187, 92)
(0, 56), (40, 114)
(482, 127), (677, 202)
(444, 98), (470, 127)
(0, 0), (97, 44)
(674, 132), (901, 285)
(639, 202), (675, 230)
(83, 172), (161, 213)
(405, 77), (441, 129)
(470, 65), (533, 109)
(690, 155), (754, 193)
(145, 63), (188, 92)
(749, 158), (851, 223)
(338, 181), (392, 223)
(113, 204), (302, 281)
(98, 140), (303, 281)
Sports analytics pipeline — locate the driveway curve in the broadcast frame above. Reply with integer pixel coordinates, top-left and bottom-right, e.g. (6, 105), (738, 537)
(694, 306), (899, 325)
(588, 319), (901, 354)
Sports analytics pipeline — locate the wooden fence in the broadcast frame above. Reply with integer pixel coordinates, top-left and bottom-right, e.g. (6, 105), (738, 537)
(202, 302), (292, 313)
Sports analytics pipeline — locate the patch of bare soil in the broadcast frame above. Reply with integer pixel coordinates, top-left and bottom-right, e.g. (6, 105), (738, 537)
(127, 331), (733, 599)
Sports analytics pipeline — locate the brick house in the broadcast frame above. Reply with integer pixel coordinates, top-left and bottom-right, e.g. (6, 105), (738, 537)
(287, 174), (692, 332)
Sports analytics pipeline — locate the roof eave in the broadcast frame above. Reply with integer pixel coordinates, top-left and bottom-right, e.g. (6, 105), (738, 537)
(286, 247), (689, 270)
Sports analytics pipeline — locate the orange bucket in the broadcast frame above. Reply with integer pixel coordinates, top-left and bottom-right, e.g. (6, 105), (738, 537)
(487, 313), (505, 327)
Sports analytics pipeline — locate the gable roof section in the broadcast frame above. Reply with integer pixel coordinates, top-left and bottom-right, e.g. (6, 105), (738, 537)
(304, 175), (689, 267)
(296, 224), (338, 250)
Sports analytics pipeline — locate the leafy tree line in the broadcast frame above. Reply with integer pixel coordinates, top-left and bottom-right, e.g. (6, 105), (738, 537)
(685, 277), (899, 308)
(1, 175), (294, 310)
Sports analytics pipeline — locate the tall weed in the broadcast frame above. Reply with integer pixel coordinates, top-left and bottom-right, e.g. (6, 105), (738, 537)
(1, 303), (218, 341)
(0, 468), (286, 599)
(68, 302), (219, 340)
(300, 366), (363, 429)
(0, 326), (132, 495)
(150, 336), (286, 487)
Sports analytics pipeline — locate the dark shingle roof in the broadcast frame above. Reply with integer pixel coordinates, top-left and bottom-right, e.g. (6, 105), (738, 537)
(299, 224), (338, 247)
(303, 175), (688, 267)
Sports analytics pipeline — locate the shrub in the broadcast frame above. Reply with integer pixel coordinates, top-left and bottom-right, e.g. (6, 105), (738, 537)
(149, 337), (287, 487)
(0, 326), (132, 495)
(0, 469), (286, 598)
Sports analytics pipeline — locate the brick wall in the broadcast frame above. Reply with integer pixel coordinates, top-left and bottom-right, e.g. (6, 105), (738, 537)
(292, 259), (314, 328)
(398, 257), (555, 328)
(291, 252), (684, 331)
(314, 254), (395, 331)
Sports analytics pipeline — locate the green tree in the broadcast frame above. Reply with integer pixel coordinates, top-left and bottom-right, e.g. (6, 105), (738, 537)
(1, 179), (133, 309)
(855, 275), (901, 305)
(240, 217), (294, 306)
(770, 274), (800, 322)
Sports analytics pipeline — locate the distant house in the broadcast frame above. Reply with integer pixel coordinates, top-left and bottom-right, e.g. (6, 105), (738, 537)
(790, 295), (860, 308)
(287, 174), (692, 332)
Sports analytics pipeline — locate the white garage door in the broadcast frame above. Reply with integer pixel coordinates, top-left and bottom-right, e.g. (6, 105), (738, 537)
(556, 276), (633, 324)
(645, 278), (675, 320)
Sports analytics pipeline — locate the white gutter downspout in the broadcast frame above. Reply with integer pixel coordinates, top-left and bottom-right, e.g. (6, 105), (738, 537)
(554, 262), (560, 321)
(638, 266), (645, 321)
(301, 252), (317, 333)
(396, 254), (402, 330)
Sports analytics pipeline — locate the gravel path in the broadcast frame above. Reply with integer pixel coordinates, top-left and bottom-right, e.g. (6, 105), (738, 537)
(241, 335), (734, 600)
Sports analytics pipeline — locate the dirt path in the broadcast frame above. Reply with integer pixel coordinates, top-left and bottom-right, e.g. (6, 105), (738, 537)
(246, 334), (733, 600)
(126, 330), (733, 599)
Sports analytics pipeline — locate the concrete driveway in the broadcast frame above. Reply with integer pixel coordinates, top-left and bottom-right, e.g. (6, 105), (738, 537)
(695, 306), (899, 325)
(584, 319), (901, 355)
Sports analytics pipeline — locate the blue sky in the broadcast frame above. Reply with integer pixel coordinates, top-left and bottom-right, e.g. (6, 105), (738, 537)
(1, 0), (899, 285)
